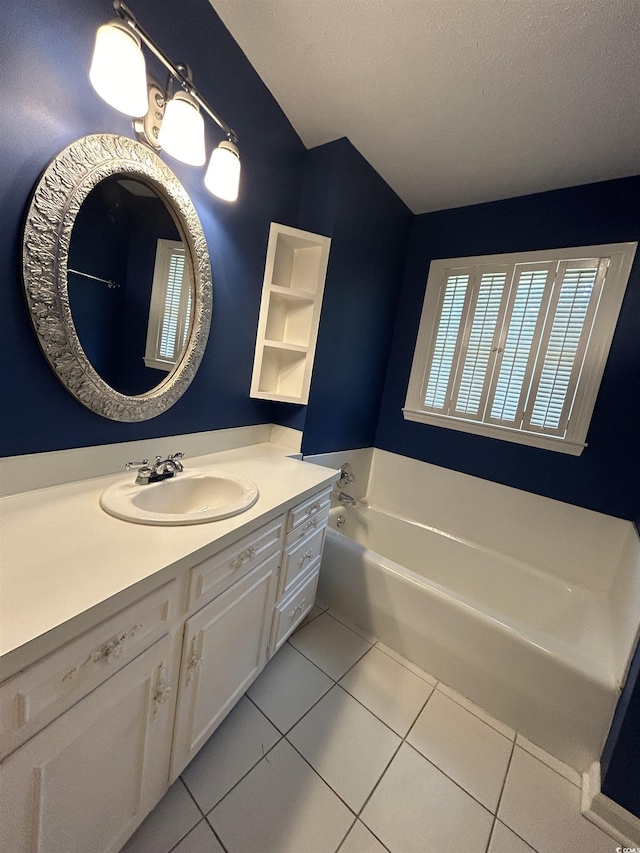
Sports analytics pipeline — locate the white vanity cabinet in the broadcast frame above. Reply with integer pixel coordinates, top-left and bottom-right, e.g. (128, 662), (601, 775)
(0, 634), (176, 853)
(170, 551), (279, 776)
(0, 477), (335, 853)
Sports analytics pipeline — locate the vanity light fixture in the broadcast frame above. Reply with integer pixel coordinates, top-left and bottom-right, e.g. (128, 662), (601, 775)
(90, 0), (241, 201)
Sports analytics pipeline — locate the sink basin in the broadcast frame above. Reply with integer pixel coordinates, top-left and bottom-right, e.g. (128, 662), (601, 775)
(100, 471), (259, 525)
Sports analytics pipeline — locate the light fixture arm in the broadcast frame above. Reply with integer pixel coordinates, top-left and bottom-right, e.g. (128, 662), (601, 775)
(113, 0), (239, 145)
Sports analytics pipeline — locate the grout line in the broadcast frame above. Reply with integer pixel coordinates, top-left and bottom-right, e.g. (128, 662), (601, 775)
(325, 608), (377, 643)
(333, 817), (358, 853)
(373, 640), (440, 686)
(180, 776), (207, 819)
(198, 735), (284, 817)
(287, 632), (373, 683)
(357, 689), (434, 816)
(515, 739), (581, 789)
(334, 680), (430, 739)
(403, 740), (495, 818)
(284, 637), (344, 682)
(484, 736), (517, 853)
(283, 735), (358, 816)
(493, 818), (541, 853)
(202, 814), (230, 853)
(165, 817), (210, 853)
(435, 683), (515, 742)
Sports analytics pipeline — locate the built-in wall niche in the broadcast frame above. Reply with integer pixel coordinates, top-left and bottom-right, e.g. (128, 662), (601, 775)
(251, 223), (331, 404)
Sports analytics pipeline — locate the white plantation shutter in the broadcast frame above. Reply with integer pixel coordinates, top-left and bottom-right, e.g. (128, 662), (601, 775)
(488, 263), (554, 425)
(423, 270), (471, 410)
(451, 268), (508, 418)
(525, 259), (607, 435)
(404, 243), (636, 454)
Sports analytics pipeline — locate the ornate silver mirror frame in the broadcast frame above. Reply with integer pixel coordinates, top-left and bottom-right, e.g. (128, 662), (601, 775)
(22, 134), (212, 422)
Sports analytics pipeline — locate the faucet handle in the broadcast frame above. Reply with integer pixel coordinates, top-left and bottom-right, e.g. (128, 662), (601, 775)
(168, 452), (185, 471)
(126, 459), (149, 470)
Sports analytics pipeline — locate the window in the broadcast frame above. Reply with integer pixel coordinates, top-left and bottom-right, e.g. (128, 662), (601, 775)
(403, 243), (636, 454)
(144, 239), (193, 371)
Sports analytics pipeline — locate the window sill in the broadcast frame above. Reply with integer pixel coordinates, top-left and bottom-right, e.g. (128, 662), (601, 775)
(402, 408), (586, 456)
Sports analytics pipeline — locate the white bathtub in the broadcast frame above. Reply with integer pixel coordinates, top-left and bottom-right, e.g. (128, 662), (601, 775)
(318, 503), (620, 771)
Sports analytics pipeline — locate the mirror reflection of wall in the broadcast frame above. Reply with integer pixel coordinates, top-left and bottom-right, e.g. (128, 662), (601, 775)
(67, 175), (194, 396)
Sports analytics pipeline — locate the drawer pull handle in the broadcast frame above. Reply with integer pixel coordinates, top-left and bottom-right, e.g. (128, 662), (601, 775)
(306, 501), (321, 517)
(186, 637), (203, 686)
(302, 517), (320, 532)
(298, 549), (314, 567)
(62, 623), (143, 682)
(231, 545), (259, 569)
(291, 597), (308, 621)
(152, 662), (172, 716)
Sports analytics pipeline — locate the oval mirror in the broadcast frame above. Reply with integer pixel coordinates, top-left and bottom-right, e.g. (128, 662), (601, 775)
(23, 134), (212, 421)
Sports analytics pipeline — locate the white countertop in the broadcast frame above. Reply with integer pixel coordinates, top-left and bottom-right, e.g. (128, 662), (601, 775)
(0, 442), (337, 680)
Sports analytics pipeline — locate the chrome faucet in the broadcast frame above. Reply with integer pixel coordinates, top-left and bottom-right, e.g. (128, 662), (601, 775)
(126, 452), (185, 485)
(337, 491), (357, 507)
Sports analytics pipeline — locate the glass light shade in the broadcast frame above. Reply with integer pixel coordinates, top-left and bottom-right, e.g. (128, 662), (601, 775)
(89, 22), (149, 117)
(157, 92), (206, 166)
(205, 140), (241, 202)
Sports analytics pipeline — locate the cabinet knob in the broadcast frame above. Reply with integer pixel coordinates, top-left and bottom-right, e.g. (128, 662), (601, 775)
(298, 549), (314, 567)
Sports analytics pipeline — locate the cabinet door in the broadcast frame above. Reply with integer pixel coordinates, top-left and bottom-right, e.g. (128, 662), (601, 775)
(0, 634), (175, 853)
(171, 553), (278, 777)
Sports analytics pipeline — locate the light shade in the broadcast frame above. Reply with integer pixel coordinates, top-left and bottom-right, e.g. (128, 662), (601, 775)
(89, 21), (149, 117)
(205, 140), (241, 201)
(157, 91), (206, 167)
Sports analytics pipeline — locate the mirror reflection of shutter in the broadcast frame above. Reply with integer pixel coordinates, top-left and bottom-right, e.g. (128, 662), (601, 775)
(145, 239), (191, 371)
(158, 248), (187, 362)
(422, 269), (472, 411)
(524, 258), (608, 436)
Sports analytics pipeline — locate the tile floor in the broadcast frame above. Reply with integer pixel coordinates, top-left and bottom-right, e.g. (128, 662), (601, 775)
(122, 603), (619, 853)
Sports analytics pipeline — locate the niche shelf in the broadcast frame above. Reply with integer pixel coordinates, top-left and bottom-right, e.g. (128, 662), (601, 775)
(251, 223), (331, 404)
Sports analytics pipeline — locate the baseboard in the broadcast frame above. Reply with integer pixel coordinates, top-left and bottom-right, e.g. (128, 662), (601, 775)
(582, 762), (640, 846)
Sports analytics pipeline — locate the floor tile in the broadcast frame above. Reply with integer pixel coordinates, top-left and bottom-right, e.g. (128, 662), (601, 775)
(339, 820), (389, 853)
(361, 743), (493, 853)
(120, 780), (201, 853)
(375, 642), (438, 685)
(208, 739), (353, 853)
(297, 604), (323, 630)
(437, 682), (516, 740)
(288, 612), (371, 680)
(407, 690), (513, 811)
(287, 685), (401, 811)
(173, 820), (225, 853)
(339, 646), (434, 735)
(488, 820), (536, 853)
(499, 746), (614, 853)
(327, 609), (377, 642)
(314, 597), (330, 611)
(181, 696), (280, 813)
(516, 734), (581, 786)
(247, 642), (333, 732)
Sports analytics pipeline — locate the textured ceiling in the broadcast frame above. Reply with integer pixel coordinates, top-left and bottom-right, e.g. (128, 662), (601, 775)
(210, 0), (640, 214)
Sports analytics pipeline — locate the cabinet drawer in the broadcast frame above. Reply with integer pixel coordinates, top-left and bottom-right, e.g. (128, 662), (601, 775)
(0, 580), (179, 760)
(286, 488), (332, 533)
(280, 525), (326, 598)
(188, 517), (284, 612)
(284, 502), (330, 550)
(270, 562), (320, 656)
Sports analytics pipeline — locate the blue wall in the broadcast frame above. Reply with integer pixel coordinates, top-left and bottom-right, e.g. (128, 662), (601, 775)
(601, 640), (640, 817)
(0, 0), (306, 456)
(375, 177), (640, 522)
(272, 138), (412, 455)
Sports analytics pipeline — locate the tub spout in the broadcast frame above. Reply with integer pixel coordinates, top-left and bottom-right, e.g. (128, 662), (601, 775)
(337, 491), (357, 506)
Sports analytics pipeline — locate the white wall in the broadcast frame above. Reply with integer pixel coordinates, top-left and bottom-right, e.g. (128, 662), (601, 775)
(303, 447), (373, 503)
